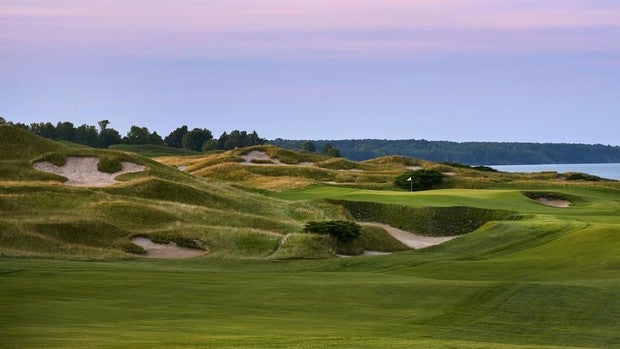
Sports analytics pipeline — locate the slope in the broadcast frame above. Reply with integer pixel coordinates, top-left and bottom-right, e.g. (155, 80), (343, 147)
(0, 125), (344, 259)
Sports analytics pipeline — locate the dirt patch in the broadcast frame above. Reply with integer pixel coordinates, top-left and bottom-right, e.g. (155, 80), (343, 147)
(33, 157), (145, 187)
(240, 151), (314, 167)
(360, 222), (457, 249)
(131, 237), (206, 259)
(241, 151), (282, 164)
(536, 198), (571, 208)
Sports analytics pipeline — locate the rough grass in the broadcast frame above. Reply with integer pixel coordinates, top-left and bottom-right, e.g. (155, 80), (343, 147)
(0, 128), (347, 259)
(357, 225), (409, 252)
(269, 233), (335, 259)
(108, 144), (202, 157)
(329, 200), (515, 236)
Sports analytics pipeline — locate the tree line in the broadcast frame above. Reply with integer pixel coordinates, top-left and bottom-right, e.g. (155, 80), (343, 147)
(2, 118), (265, 152)
(271, 139), (620, 165)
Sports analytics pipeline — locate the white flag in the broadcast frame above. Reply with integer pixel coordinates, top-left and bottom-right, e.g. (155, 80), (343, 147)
(407, 177), (412, 181)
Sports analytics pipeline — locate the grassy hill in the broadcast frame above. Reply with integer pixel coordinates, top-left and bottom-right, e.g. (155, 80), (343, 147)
(0, 125), (349, 259)
(155, 144), (620, 192)
(1, 124), (618, 347)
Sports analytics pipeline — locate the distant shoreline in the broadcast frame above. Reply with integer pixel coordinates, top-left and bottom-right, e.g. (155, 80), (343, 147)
(491, 163), (620, 180)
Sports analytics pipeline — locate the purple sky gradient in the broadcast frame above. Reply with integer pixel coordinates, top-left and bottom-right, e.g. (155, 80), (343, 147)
(1, 0), (619, 144)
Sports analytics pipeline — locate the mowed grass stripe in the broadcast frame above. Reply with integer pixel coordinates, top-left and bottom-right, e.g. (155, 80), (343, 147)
(0, 256), (617, 348)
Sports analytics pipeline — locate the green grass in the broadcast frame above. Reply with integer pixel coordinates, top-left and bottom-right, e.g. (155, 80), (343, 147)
(1, 217), (617, 348)
(1, 125), (619, 347)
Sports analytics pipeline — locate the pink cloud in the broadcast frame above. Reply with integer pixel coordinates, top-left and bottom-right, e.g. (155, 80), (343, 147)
(2, 0), (619, 59)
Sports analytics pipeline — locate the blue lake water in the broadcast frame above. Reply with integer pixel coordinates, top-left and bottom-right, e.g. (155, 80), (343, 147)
(490, 163), (620, 180)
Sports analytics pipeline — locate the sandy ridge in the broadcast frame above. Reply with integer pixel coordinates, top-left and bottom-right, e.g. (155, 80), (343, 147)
(131, 237), (206, 259)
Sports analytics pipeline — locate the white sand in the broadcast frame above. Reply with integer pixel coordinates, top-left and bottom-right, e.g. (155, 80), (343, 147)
(360, 222), (457, 249)
(240, 151), (314, 167)
(536, 198), (571, 208)
(33, 157), (145, 187)
(131, 237), (207, 259)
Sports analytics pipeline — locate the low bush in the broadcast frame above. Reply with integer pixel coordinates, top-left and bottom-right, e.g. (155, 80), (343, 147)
(97, 156), (123, 173)
(522, 191), (571, 201)
(303, 220), (361, 243)
(471, 165), (498, 172)
(394, 169), (444, 191)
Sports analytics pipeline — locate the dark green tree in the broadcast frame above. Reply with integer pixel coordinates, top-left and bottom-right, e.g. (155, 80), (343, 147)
(202, 138), (217, 151)
(216, 132), (228, 150)
(394, 170), (444, 191)
(99, 128), (122, 148)
(55, 122), (76, 141)
(29, 122), (57, 139)
(248, 130), (264, 146)
(181, 128), (213, 151)
(149, 132), (164, 146)
(164, 125), (189, 148)
(122, 126), (163, 145)
(98, 120), (110, 131)
(74, 124), (99, 146)
(322, 143), (341, 157)
(301, 141), (316, 152)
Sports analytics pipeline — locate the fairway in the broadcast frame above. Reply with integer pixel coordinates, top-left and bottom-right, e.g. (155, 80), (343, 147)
(2, 195), (619, 348)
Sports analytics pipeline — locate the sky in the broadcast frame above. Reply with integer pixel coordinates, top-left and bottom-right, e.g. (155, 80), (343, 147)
(1, 0), (619, 144)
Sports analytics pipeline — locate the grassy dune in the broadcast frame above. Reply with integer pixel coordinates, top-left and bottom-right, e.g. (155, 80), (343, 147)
(0, 125), (346, 259)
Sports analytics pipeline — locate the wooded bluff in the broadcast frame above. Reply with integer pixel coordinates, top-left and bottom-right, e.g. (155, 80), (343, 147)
(271, 139), (620, 165)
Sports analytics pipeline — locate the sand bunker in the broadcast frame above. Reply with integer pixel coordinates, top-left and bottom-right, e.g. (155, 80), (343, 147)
(240, 151), (313, 167)
(131, 237), (206, 259)
(361, 222), (457, 249)
(33, 157), (145, 187)
(536, 198), (571, 208)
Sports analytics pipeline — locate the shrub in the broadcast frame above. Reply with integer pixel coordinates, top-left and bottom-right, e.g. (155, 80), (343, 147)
(471, 165), (498, 172)
(522, 191), (571, 201)
(564, 172), (603, 181)
(97, 156), (123, 173)
(303, 220), (361, 243)
(394, 169), (444, 191)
